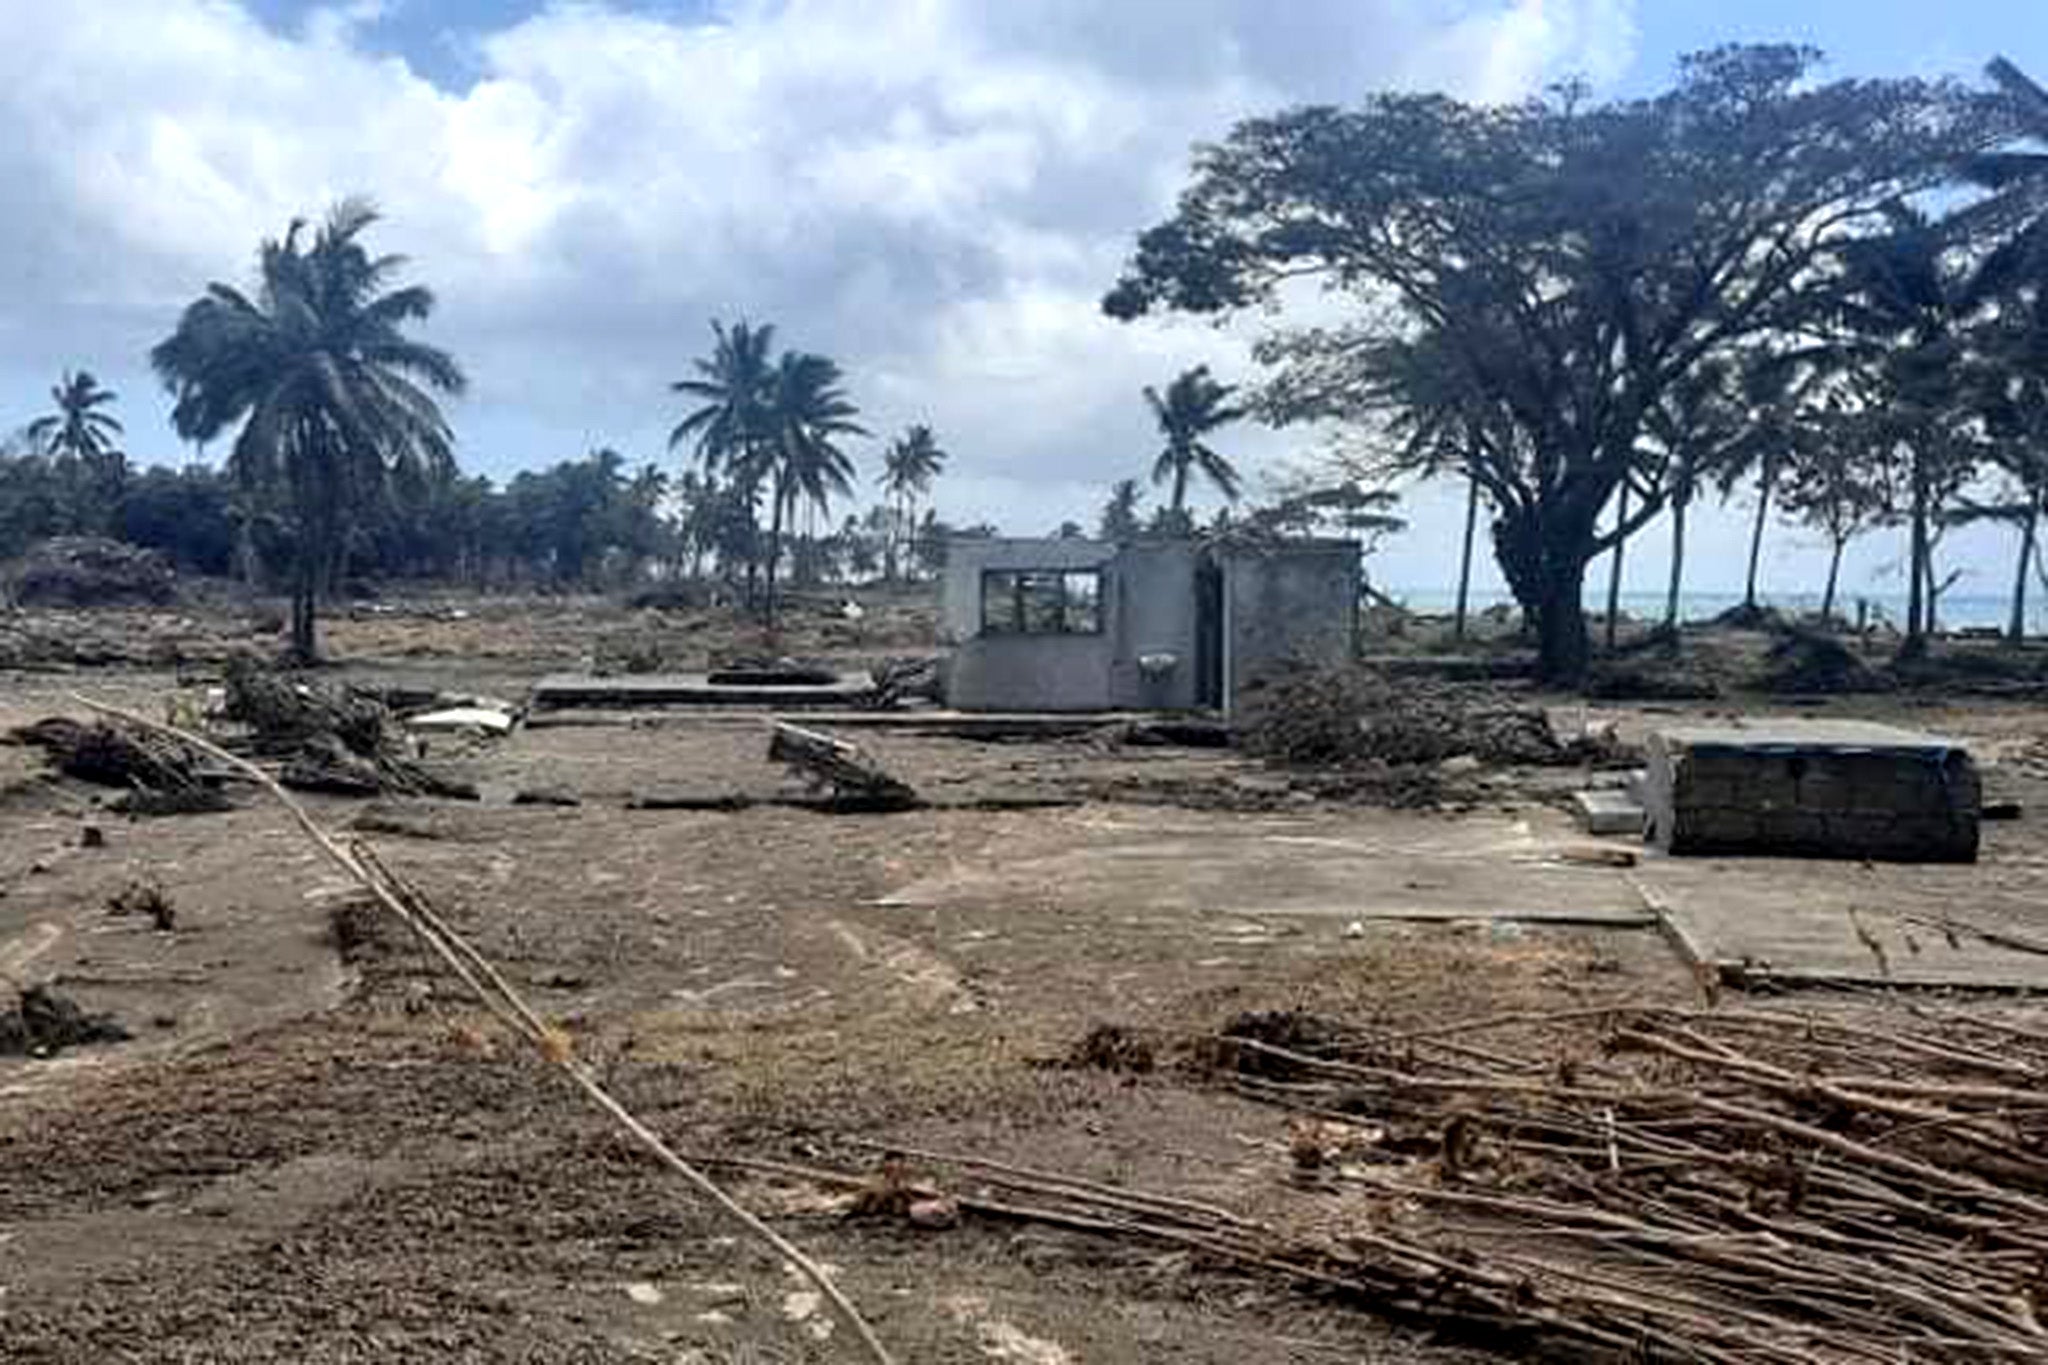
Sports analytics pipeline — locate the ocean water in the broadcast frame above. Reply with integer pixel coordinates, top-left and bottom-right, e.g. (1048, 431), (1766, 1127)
(1385, 587), (2047, 635)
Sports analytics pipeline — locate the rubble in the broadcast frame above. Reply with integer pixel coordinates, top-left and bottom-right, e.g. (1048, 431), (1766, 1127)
(1235, 662), (1576, 768)
(4, 536), (175, 608)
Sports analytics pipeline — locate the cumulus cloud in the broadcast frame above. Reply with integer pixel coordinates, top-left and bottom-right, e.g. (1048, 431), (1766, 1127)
(0, 0), (1641, 545)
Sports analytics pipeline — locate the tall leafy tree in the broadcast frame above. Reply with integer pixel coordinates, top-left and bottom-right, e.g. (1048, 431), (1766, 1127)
(1143, 365), (1244, 527)
(151, 200), (465, 660)
(1105, 46), (1993, 678)
(27, 370), (126, 531)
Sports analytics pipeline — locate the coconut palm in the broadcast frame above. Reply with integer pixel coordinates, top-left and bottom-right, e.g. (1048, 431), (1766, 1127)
(878, 424), (947, 580)
(151, 200), (464, 661)
(28, 370), (123, 466)
(670, 320), (779, 596)
(1143, 365), (1245, 528)
(28, 370), (126, 531)
(761, 351), (864, 623)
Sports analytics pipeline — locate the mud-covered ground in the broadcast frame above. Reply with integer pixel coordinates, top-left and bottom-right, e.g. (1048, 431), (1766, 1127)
(4, 595), (2048, 1363)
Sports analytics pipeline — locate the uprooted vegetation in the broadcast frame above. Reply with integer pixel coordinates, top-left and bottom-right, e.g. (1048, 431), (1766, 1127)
(3, 536), (176, 609)
(221, 656), (476, 799)
(0, 985), (130, 1057)
(3, 714), (231, 814)
(1235, 662), (1607, 769)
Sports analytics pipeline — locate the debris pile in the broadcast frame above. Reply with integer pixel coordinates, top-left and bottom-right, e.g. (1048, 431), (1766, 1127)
(0, 985), (130, 1057)
(222, 657), (475, 799)
(1195, 1002), (2048, 1360)
(4, 536), (176, 608)
(4, 715), (229, 813)
(1759, 625), (1890, 695)
(1236, 663), (1571, 768)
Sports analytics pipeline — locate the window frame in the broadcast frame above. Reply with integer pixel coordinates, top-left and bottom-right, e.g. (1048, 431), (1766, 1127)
(979, 567), (1106, 636)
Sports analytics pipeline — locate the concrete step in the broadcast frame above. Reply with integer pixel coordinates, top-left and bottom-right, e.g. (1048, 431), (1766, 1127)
(1571, 788), (1646, 836)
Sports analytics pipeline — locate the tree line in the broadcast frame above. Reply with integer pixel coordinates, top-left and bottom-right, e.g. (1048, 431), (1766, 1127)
(1108, 45), (2048, 677)
(2, 202), (966, 658)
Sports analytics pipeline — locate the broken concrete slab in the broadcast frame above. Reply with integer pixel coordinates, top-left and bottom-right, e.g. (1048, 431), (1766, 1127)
(1570, 789), (1644, 836)
(530, 671), (875, 710)
(408, 706), (517, 736)
(1644, 719), (1978, 862)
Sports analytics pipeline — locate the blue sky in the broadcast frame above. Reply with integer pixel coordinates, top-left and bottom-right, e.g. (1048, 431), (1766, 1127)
(0, 2), (2040, 605)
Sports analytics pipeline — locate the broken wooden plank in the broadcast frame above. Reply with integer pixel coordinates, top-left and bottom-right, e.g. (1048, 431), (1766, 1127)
(768, 722), (920, 811)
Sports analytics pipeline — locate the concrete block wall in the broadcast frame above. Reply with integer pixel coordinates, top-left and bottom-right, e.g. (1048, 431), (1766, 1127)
(1644, 724), (1979, 863)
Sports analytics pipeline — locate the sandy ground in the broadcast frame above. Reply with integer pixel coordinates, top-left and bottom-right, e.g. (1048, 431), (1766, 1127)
(3, 599), (2047, 1362)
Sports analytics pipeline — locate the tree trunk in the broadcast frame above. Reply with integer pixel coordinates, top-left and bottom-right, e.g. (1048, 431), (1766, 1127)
(1604, 484), (1629, 651)
(764, 478), (787, 629)
(1453, 474), (1479, 640)
(1171, 462), (1188, 521)
(2011, 498), (2039, 644)
(1903, 467), (1928, 653)
(1665, 492), (1688, 631)
(1821, 535), (1846, 624)
(290, 552), (318, 664)
(1497, 509), (1593, 683)
(1744, 463), (1772, 611)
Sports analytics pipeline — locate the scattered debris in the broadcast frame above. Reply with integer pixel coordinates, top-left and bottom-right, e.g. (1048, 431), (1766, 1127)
(0, 984), (130, 1056)
(326, 895), (391, 960)
(865, 656), (943, 708)
(224, 657), (475, 799)
(512, 785), (581, 808)
(1063, 1022), (1158, 1074)
(406, 706), (517, 737)
(768, 722), (920, 811)
(108, 879), (177, 931)
(6, 715), (207, 792)
(1984, 798), (2023, 821)
(4, 536), (175, 608)
(78, 824), (104, 849)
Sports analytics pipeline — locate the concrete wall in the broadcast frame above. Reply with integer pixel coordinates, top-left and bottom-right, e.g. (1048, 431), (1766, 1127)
(942, 536), (1358, 714)
(1107, 542), (1202, 710)
(942, 539), (1123, 712)
(1221, 543), (1360, 712)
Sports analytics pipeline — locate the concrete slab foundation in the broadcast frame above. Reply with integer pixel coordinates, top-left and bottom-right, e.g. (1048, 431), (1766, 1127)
(530, 671), (875, 709)
(1644, 719), (1979, 862)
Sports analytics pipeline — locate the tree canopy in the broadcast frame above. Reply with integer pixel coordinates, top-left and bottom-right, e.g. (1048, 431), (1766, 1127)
(1106, 45), (2000, 676)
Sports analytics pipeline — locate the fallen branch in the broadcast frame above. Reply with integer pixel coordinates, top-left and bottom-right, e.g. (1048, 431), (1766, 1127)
(76, 694), (897, 1365)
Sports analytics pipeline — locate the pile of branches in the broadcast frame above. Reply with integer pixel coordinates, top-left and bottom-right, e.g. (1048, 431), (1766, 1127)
(1236, 662), (1578, 768)
(1196, 1002), (2048, 1360)
(4, 536), (175, 608)
(4, 715), (229, 814)
(222, 657), (473, 799)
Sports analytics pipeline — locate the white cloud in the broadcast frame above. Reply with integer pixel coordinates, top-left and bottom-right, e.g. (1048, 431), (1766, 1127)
(0, 0), (1653, 566)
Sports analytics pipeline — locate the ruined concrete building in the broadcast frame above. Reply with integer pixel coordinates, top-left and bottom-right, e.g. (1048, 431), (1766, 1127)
(939, 537), (1360, 713)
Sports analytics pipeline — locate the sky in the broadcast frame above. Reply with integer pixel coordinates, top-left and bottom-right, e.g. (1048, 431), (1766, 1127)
(0, 1), (2040, 604)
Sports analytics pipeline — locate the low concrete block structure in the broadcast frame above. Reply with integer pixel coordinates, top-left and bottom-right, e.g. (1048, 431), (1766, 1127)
(1644, 720), (1979, 862)
(939, 536), (1359, 714)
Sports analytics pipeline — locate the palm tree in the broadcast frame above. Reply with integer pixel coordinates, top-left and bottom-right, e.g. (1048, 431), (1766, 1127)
(151, 200), (464, 661)
(1143, 365), (1245, 529)
(1098, 478), (1144, 541)
(878, 424), (947, 580)
(28, 370), (126, 531)
(761, 351), (864, 624)
(670, 320), (778, 600)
